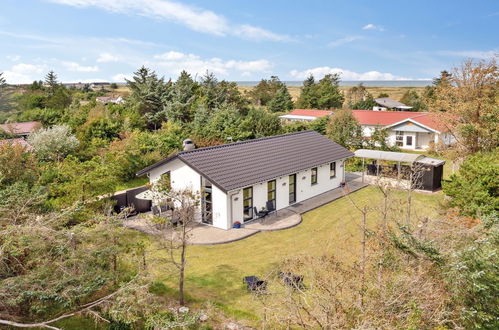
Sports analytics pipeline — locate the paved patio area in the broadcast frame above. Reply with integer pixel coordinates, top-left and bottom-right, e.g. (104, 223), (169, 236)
(123, 173), (367, 245)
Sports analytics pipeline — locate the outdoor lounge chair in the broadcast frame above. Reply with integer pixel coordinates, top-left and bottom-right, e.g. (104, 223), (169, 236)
(243, 276), (267, 292)
(254, 206), (268, 218)
(152, 205), (161, 216)
(266, 200), (276, 216)
(279, 272), (304, 289)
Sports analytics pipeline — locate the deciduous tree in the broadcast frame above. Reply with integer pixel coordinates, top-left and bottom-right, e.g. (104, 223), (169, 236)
(28, 124), (79, 161)
(428, 58), (499, 154)
(443, 150), (499, 218)
(326, 109), (363, 148)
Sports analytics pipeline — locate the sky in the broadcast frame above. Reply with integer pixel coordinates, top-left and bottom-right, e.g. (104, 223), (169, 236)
(0, 0), (498, 84)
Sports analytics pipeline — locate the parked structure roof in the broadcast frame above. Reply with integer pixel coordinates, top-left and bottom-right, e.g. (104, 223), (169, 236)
(286, 109), (334, 118)
(374, 97), (412, 109)
(354, 149), (424, 163)
(137, 130), (354, 192)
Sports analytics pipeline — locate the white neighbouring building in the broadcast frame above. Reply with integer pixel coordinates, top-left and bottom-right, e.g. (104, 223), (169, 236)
(279, 109), (333, 121)
(351, 110), (454, 150)
(136, 131), (353, 230)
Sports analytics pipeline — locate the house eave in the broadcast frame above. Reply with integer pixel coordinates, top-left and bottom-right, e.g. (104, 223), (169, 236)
(384, 118), (441, 134)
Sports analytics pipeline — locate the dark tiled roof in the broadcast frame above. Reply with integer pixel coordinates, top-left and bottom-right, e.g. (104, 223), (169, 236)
(137, 131), (353, 192)
(374, 97), (412, 109)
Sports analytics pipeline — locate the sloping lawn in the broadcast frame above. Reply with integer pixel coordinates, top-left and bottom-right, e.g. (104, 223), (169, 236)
(144, 186), (444, 323)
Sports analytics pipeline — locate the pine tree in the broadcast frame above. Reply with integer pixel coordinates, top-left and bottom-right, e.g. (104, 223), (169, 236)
(165, 70), (199, 123)
(126, 66), (171, 129)
(200, 71), (220, 110)
(0, 72), (5, 88)
(296, 74), (317, 108)
(267, 85), (294, 112)
(44, 70), (59, 95)
(0, 72), (8, 111)
(316, 74), (344, 109)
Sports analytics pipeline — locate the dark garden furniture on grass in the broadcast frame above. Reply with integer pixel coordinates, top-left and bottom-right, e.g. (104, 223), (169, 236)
(279, 272), (304, 289)
(243, 276), (267, 292)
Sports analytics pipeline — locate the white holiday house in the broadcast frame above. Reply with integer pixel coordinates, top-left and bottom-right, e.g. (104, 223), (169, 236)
(351, 110), (454, 150)
(136, 131), (353, 230)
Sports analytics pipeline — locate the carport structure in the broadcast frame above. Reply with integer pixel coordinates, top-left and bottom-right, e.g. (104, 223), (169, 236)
(354, 149), (445, 191)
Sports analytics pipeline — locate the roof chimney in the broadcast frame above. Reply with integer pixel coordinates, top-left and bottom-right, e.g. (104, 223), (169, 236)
(183, 138), (195, 151)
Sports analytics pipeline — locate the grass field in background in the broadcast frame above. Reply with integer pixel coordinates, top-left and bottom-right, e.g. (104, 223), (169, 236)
(110, 85), (426, 104)
(237, 86), (427, 103)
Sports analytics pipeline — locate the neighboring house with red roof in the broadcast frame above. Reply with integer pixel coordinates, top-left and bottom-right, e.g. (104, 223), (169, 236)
(0, 121), (42, 138)
(279, 109), (333, 121)
(0, 138), (33, 151)
(351, 110), (454, 150)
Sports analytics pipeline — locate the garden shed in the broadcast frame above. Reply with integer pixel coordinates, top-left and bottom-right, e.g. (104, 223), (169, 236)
(354, 149), (445, 191)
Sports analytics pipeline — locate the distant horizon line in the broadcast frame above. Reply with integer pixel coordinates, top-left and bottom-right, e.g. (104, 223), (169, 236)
(11, 79), (433, 87)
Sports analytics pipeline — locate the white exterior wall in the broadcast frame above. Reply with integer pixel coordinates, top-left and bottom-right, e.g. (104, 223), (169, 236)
(416, 132), (433, 149)
(149, 158), (201, 193)
(148, 158), (204, 222)
(147, 158), (347, 230)
(211, 185), (230, 230)
(227, 159), (346, 228)
(383, 129), (440, 150)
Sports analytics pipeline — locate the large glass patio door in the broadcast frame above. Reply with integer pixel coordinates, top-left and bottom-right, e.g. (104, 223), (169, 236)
(243, 187), (253, 222)
(201, 179), (213, 224)
(289, 174), (296, 204)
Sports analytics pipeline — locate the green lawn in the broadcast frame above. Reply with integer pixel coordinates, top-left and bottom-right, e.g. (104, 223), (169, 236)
(143, 186), (444, 324)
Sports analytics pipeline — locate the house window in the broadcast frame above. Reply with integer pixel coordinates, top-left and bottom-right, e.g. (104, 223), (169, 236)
(406, 135), (413, 146)
(243, 187), (253, 221)
(267, 180), (276, 206)
(395, 131), (404, 147)
(311, 167), (318, 185)
(160, 171), (171, 189)
(330, 162), (336, 179)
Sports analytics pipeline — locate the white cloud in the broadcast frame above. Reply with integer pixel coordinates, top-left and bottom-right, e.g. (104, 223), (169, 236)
(112, 73), (132, 82)
(362, 24), (384, 31)
(62, 61), (99, 72)
(328, 36), (363, 47)
(2, 63), (47, 84)
(97, 52), (120, 63)
(437, 49), (498, 60)
(289, 66), (409, 80)
(6, 55), (20, 61)
(233, 25), (293, 42)
(47, 0), (290, 41)
(10, 63), (45, 74)
(152, 50), (272, 77)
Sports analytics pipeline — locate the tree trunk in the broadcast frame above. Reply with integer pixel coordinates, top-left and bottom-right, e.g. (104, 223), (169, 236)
(179, 241), (186, 305)
(360, 206), (367, 310)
